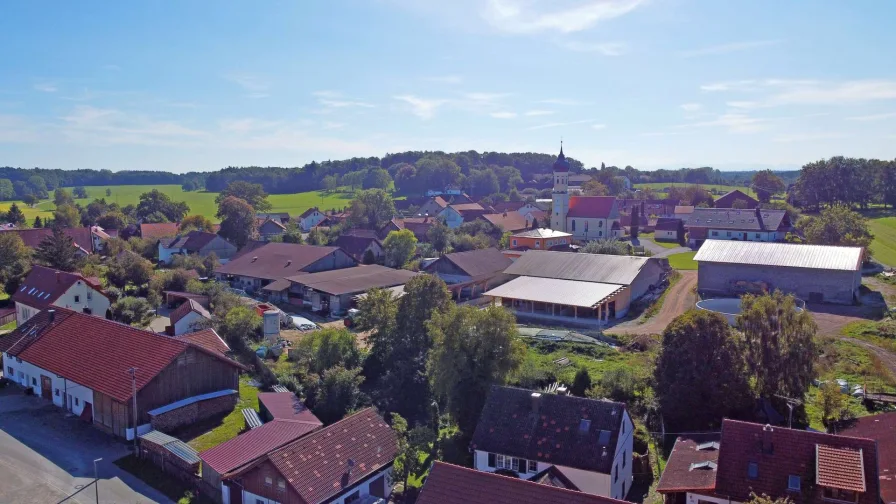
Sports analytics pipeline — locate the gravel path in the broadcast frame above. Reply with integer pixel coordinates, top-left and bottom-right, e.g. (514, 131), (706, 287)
(607, 270), (697, 336)
(632, 237), (691, 258)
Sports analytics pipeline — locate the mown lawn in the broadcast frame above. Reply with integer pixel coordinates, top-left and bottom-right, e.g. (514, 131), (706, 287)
(667, 251), (698, 270)
(639, 233), (680, 249)
(868, 215), (896, 267)
(186, 376), (260, 452)
(0, 185), (358, 223)
(0, 321), (16, 331)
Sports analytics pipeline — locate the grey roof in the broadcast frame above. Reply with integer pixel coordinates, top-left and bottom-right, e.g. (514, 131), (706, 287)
(286, 265), (418, 296)
(680, 208), (788, 231)
(511, 228), (572, 239)
(693, 240), (863, 272)
(139, 430), (201, 465)
(503, 250), (653, 286)
(426, 248), (513, 278)
(484, 277), (624, 308)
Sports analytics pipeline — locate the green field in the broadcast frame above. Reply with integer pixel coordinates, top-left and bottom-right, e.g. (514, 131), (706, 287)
(667, 251), (698, 270)
(0, 185), (356, 223)
(868, 215), (896, 267)
(634, 182), (756, 198)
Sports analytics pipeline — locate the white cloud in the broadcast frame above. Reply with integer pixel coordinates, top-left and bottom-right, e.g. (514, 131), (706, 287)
(538, 98), (593, 106)
(224, 74), (270, 98)
(525, 110), (555, 116)
(726, 101), (760, 109)
(527, 119), (596, 130)
(424, 75), (463, 84)
(700, 79), (896, 109)
(676, 113), (773, 134)
(490, 111), (518, 119)
(34, 83), (58, 93)
(679, 40), (781, 58)
(847, 112), (896, 121)
(313, 90), (375, 109)
(591, 123), (606, 130)
(481, 0), (647, 34)
(60, 105), (208, 146)
(323, 121), (346, 130)
(463, 92), (510, 103)
(0, 114), (41, 143)
(393, 95), (447, 119)
(680, 103), (702, 112)
(558, 41), (627, 56)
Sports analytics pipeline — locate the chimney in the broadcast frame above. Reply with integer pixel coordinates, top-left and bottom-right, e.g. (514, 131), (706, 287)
(531, 392), (542, 414)
(346, 458), (355, 479)
(761, 424), (774, 454)
(48, 309), (55, 323)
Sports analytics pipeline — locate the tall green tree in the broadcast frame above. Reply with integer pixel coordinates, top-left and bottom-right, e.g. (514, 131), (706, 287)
(216, 305), (261, 352)
(390, 412), (434, 492)
(96, 211), (128, 230)
(383, 229), (417, 267)
(106, 252), (154, 288)
(73, 187), (89, 199)
(32, 216), (43, 228)
(751, 170), (786, 203)
(428, 305), (524, 436)
(6, 202), (26, 226)
(216, 196), (257, 248)
(737, 291), (817, 401)
(179, 214), (216, 233)
(35, 226), (82, 272)
(110, 296), (154, 326)
(427, 221), (451, 255)
(136, 189), (189, 223)
(53, 204), (81, 228)
(53, 188), (75, 208)
(796, 205), (873, 251)
(313, 366), (364, 424)
(0, 232), (30, 294)
(215, 181), (272, 211)
(363, 168), (392, 190)
(294, 328), (362, 374)
(349, 189), (396, 229)
(655, 310), (753, 430)
(307, 227), (328, 245)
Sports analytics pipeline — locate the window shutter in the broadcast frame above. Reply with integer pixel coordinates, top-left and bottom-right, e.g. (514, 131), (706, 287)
(488, 453), (496, 468)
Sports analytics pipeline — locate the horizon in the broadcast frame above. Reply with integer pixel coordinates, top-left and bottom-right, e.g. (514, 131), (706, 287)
(2, 1), (895, 173)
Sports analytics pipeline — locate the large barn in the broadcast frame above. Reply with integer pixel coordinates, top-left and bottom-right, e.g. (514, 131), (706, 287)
(693, 240), (864, 304)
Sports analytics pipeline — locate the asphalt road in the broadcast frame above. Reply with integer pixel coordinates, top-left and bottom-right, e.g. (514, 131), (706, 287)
(0, 387), (172, 504)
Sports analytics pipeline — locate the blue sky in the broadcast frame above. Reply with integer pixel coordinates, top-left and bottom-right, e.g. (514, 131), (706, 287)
(1, 1), (895, 173)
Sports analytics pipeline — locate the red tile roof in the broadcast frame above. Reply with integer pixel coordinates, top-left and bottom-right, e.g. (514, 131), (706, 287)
(175, 328), (231, 359)
(714, 419), (879, 504)
(262, 408), (398, 503)
(201, 419), (321, 475)
(417, 462), (627, 504)
(481, 211), (530, 232)
(817, 444), (867, 493)
(257, 392), (322, 425)
(840, 412), (896, 503)
(567, 196), (618, 219)
(140, 222), (180, 239)
(0, 309), (242, 402)
(11, 265), (106, 309)
(169, 298), (212, 326)
(656, 435), (721, 493)
(0, 227), (94, 252)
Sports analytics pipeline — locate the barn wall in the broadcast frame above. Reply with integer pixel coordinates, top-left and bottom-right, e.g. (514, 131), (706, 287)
(697, 262), (859, 304)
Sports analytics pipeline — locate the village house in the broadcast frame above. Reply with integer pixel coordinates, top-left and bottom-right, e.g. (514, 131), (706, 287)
(505, 228), (573, 258)
(680, 207), (791, 247)
(549, 148), (623, 241)
(167, 298), (212, 336)
(210, 407), (398, 504)
(90, 225), (111, 251)
(840, 412), (896, 503)
(12, 265), (110, 324)
(0, 309), (244, 439)
(297, 207), (325, 231)
(256, 217), (287, 241)
(417, 196), (449, 217)
(471, 386), (634, 501)
(331, 229), (384, 263)
(439, 202), (489, 228)
(479, 210), (535, 233)
(484, 251), (668, 325)
(281, 264), (418, 315)
(158, 230), (238, 264)
(694, 240), (863, 304)
(0, 227), (95, 255)
(214, 242), (357, 294)
(654, 218), (684, 242)
(255, 213), (291, 226)
(418, 462), (628, 504)
(658, 419), (880, 504)
(140, 222), (181, 240)
(379, 217), (435, 241)
(713, 189), (759, 209)
(423, 248), (513, 300)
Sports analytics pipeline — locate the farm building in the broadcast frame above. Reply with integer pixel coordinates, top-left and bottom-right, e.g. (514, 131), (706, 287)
(284, 264), (419, 315)
(693, 240), (863, 304)
(484, 250), (668, 325)
(215, 242), (357, 294)
(423, 248), (513, 299)
(680, 207), (791, 246)
(713, 189), (758, 209)
(654, 218), (684, 241)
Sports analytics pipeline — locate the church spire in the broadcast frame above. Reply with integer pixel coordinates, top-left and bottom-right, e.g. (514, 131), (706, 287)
(553, 141), (570, 172)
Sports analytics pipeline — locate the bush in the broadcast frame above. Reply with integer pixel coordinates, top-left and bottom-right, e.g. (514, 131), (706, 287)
(110, 297), (154, 327)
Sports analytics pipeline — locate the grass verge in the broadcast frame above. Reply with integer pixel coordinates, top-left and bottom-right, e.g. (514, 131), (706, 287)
(641, 271), (682, 323)
(113, 454), (214, 504)
(185, 376), (260, 452)
(667, 251), (698, 270)
(0, 321), (15, 331)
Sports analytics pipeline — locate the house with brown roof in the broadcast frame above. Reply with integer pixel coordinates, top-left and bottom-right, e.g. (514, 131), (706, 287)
(714, 189), (759, 209)
(140, 222), (180, 240)
(840, 412), (896, 504)
(256, 217), (287, 241)
(331, 229), (384, 263)
(0, 309), (244, 439)
(214, 407), (398, 504)
(379, 217), (436, 241)
(256, 213), (291, 225)
(297, 207), (325, 231)
(661, 419), (880, 504)
(283, 264), (418, 315)
(654, 218), (684, 242)
(470, 386), (634, 501)
(479, 211), (534, 233)
(158, 231), (237, 264)
(168, 298), (212, 336)
(423, 248), (513, 300)
(418, 462), (628, 504)
(439, 202), (488, 228)
(12, 265), (110, 324)
(655, 435), (721, 502)
(417, 196), (449, 217)
(214, 242), (357, 294)
(0, 227), (95, 255)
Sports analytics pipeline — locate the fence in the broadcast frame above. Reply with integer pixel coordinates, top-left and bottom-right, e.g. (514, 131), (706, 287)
(0, 307), (15, 327)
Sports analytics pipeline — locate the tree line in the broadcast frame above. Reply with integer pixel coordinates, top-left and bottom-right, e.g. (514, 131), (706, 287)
(791, 156), (896, 210)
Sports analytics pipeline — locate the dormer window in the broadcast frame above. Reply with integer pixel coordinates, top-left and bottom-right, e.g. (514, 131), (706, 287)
(788, 475), (801, 491)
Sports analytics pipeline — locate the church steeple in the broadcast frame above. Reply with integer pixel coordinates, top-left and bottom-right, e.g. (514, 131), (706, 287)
(553, 141), (570, 172)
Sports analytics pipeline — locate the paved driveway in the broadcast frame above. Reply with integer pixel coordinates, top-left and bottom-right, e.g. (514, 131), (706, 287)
(0, 388), (172, 503)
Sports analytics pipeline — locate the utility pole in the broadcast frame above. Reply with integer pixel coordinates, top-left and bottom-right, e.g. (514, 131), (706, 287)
(128, 367), (138, 452)
(774, 394), (803, 429)
(93, 458), (102, 504)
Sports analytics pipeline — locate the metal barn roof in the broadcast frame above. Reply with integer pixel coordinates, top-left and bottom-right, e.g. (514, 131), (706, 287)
(693, 240), (863, 272)
(484, 276), (624, 308)
(503, 250), (652, 286)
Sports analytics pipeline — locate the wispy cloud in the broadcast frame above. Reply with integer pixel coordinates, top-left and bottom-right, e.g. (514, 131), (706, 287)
(528, 119), (596, 130)
(676, 113), (773, 134)
(323, 121), (346, 130)
(591, 123), (607, 130)
(525, 110), (555, 116)
(773, 132), (849, 143)
(538, 98), (593, 106)
(224, 74), (270, 99)
(490, 111), (517, 119)
(481, 0), (648, 34)
(679, 40), (781, 58)
(60, 105), (208, 146)
(700, 79), (896, 108)
(847, 112), (896, 121)
(0, 114), (42, 143)
(393, 95), (447, 119)
(424, 75), (463, 84)
(680, 103), (702, 112)
(34, 82), (58, 93)
(557, 41), (627, 56)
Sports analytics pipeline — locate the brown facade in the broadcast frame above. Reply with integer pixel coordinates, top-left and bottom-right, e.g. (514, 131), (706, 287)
(233, 460), (304, 504)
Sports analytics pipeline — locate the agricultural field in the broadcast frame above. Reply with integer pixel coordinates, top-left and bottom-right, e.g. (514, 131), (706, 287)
(0, 184), (357, 223)
(868, 214), (896, 267)
(634, 182), (756, 198)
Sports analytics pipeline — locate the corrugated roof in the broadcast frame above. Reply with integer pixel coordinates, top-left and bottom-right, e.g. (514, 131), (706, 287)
(504, 250), (652, 285)
(512, 228), (572, 239)
(286, 265), (418, 296)
(140, 430), (201, 466)
(693, 240), (863, 272)
(215, 243), (353, 281)
(484, 276), (622, 308)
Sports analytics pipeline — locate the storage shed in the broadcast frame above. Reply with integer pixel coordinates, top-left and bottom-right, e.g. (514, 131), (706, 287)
(693, 240), (864, 304)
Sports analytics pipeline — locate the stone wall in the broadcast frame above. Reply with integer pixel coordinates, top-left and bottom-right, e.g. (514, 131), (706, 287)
(150, 393), (237, 432)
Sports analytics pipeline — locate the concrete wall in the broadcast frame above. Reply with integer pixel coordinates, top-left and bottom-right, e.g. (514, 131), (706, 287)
(3, 353), (94, 417)
(629, 259), (667, 301)
(697, 262), (860, 304)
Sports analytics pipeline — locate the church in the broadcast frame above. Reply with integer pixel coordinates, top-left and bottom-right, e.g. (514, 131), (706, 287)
(550, 146), (623, 241)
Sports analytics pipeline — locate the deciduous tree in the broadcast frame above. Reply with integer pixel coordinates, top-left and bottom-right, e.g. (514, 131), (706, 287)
(179, 214), (216, 233)
(110, 297), (154, 327)
(136, 189), (189, 223)
(216, 196), (257, 248)
(106, 252), (154, 288)
(0, 232), (30, 294)
(751, 170), (786, 203)
(581, 238), (631, 256)
(73, 186), (89, 199)
(53, 204), (81, 228)
(313, 366), (364, 424)
(427, 221), (451, 254)
(294, 328), (362, 374)
(349, 189), (396, 229)
(215, 181), (272, 211)
(383, 229), (417, 268)
(797, 205), (873, 251)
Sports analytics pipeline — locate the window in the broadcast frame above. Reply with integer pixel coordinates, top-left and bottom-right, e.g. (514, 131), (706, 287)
(747, 462), (758, 480)
(528, 460), (537, 473)
(512, 239), (517, 246)
(345, 490), (361, 503)
(755, 233), (761, 239)
(277, 478), (286, 491)
(256, 500), (264, 504)
(712, 231), (718, 236)
(534, 241), (540, 248)
(571, 220), (576, 231)
(614, 466), (619, 482)
(496, 454), (506, 469)
(599, 221), (603, 227)
(598, 231), (603, 237)
(75, 398), (80, 406)
(55, 389), (60, 397)
(87, 291), (92, 300)
(32, 377), (36, 385)
(487, 453), (496, 468)
(726, 231), (731, 237)
(74, 295), (81, 303)
(264, 475), (273, 486)
(6, 366), (12, 376)
(823, 488), (857, 502)
(622, 451), (626, 468)
(788, 475), (800, 491)
(584, 221), (589, 232)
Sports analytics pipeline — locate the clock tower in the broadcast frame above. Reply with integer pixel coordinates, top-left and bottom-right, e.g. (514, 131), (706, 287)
(550, 143), (570, 232)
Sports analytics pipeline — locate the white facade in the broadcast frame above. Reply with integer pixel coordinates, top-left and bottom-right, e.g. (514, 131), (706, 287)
(241, 490), (279, 504)
(438, 207), (464, 229)
(173, 310), (207, 335)
(238, 466), (392, 504)
(299, 210), (325, 231)
(686, 493), (736, 504)
(3, 352), (95, 418)
(516, 203), (542, 217)
(567, 217), (621, 241)
(655, 229), (678, 240)
(158, 244), (180, 264)
(16, 280), (110, 325)
(706, 229), (784, 242)
(551, 171), (570, 232)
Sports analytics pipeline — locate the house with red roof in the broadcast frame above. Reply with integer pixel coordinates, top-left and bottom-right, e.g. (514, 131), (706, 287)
(209, 407), (397, 504)
(0, 227), (95, 255)
(548, 147), (622, 241)
(140, 222), (181, 240)
(470, 386), (634, 501)
(12, 265), (110, 324)
(0, 309), (244, 439)
(840, 412), (896, 504)
(168, 298), (212, 336)
(158, 230), (238, 265)
(658, 419), (880, 504)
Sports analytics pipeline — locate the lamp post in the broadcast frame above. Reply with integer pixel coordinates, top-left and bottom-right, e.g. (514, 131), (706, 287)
(93, 458), (102, 504)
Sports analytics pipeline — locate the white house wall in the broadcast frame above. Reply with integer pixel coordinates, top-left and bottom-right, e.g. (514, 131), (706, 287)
(439, 208), (464, 228)
(53, 282), (111, 318)
(473, 449), (615, 498)
(687, 492), (737, 504)
(2, 352), (94, 418)
(328, 467), (393, 504)
(704, 229), (783, 242)
(16, 302), (39, 325)
(173, 311), (206, 335)
(158, 245), (180, 264)
(299, 211), (324, 231)
(241, 490), (279, 504)
(610, 411), (635, 500)
(566, 218), (621, 241)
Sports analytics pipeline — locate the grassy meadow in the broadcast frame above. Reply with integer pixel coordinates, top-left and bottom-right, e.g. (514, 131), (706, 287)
(868, 214), (896, 267)
(0, 184), (357, 223)
(667, 251), (698, 270)
(634, 182), (756, 198)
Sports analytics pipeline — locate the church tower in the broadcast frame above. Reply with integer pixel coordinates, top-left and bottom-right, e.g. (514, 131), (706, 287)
(550, 143), (570, 231)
